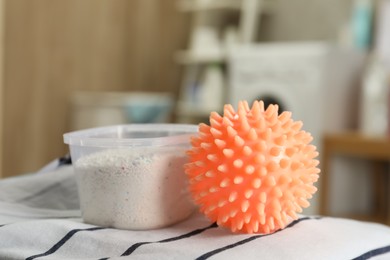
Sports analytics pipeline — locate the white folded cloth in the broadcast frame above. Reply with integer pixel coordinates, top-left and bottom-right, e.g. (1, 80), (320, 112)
(0, 159), (389, 260)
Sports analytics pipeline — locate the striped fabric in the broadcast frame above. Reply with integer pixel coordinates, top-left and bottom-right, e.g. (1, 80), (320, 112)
(0, 158), (390, 260)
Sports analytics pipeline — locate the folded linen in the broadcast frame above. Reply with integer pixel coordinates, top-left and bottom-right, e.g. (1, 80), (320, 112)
(0, 158), (389, 260)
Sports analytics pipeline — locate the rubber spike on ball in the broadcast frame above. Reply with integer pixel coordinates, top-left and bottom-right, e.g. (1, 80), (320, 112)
(185, 100), (320, 234)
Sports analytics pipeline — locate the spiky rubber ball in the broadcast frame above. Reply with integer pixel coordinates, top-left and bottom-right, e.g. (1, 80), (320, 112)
(185, 101), (320, 234)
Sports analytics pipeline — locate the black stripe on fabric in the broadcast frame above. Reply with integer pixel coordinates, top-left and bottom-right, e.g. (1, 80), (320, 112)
(196, 216), (318, 260)
(352, 245), (390, 260)
(58, 155), (72, 167)
(25, 226), (105, 260)
(120, 222), (218, 256)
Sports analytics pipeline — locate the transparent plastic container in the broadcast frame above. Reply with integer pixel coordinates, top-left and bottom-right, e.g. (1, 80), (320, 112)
(64, 124), (198, 230)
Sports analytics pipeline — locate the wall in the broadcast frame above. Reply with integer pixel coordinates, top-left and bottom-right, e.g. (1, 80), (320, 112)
(1, 0), (189, 178)
(260, 0), (353, 42)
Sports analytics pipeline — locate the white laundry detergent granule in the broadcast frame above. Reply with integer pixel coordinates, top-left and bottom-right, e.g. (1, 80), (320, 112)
(75, 148), (196, 230)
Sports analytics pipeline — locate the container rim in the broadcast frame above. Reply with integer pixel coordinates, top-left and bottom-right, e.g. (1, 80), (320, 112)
(63, 124), (199, 147)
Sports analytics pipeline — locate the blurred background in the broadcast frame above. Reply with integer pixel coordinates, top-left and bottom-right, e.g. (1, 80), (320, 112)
(0, 0), (389, 222)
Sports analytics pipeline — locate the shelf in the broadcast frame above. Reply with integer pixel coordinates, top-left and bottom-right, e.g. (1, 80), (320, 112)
(177, 0), (276, 13)
(175, 50), (226, 64)
(175, 0), (270, 122)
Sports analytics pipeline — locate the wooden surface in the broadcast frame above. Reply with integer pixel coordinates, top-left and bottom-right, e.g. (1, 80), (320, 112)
(0, 0), (3, 178)
(320, 132), (390, 225)
(1, 0), (189, 178)
(321, 132), (390, 160)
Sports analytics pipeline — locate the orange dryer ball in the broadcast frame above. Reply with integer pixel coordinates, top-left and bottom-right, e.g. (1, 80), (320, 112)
(185, 100), (320, 234)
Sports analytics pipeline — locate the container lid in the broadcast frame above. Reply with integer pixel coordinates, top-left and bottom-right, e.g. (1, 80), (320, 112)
(63, 124), (198, 148)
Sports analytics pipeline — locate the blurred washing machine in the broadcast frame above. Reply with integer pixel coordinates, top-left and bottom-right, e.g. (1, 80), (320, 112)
(228, 42), (365, 144)
(227, 42), (366, 215)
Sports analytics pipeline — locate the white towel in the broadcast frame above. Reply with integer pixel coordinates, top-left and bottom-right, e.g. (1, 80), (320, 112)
(0, 159), (389, 260)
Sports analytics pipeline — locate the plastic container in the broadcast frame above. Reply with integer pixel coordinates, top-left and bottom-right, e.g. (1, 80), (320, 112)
(63, 124), (198, 230)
